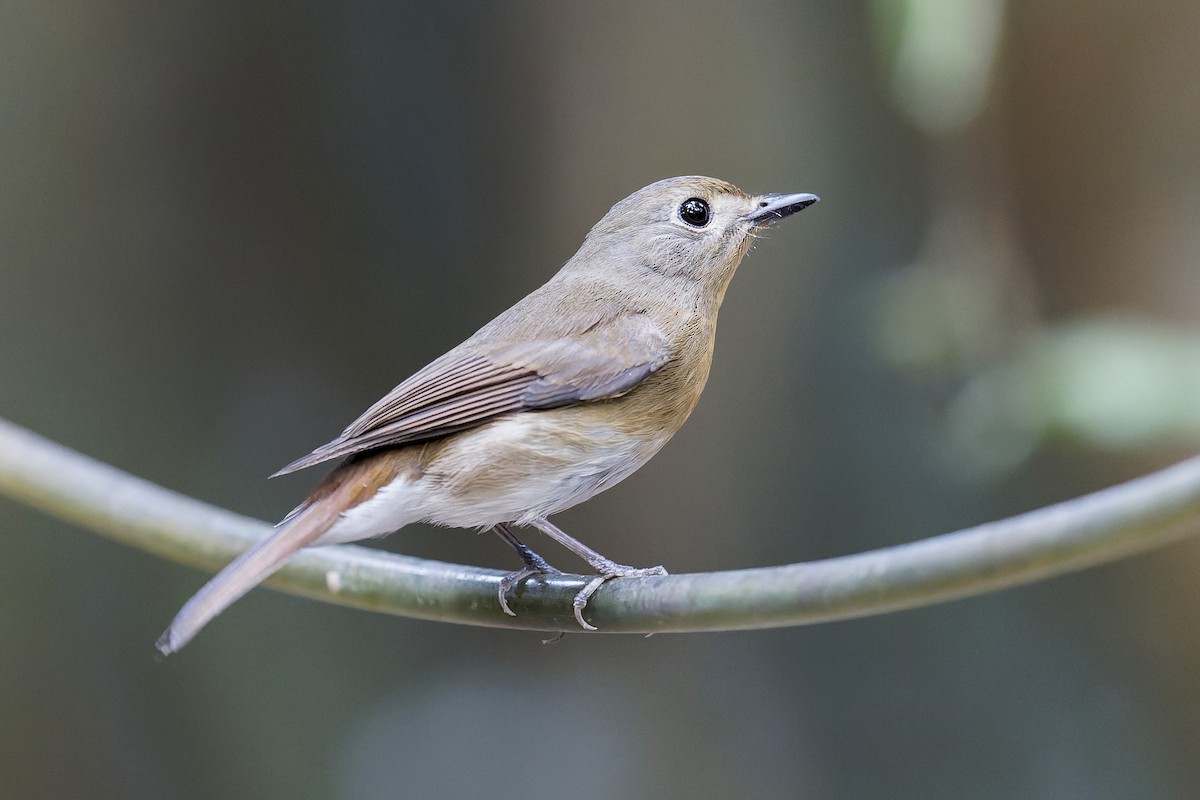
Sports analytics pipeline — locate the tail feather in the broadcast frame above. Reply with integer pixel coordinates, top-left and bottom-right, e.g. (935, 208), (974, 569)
(155, 505), (336, 656)
(157, 450), (420, 655)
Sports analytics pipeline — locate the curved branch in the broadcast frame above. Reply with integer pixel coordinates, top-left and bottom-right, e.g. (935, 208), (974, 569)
(2, 417), (1199, 635)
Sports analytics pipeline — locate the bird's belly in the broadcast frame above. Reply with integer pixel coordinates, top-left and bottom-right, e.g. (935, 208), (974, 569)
(415, 412), (668, 529)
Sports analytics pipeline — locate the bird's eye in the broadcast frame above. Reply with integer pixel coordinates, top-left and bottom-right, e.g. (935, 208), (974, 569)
(678, 198), (711, 228)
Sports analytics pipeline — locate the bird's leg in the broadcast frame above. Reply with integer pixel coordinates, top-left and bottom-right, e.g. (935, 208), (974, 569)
(492, 522), (561, 616)
(528, 517), (668, 631)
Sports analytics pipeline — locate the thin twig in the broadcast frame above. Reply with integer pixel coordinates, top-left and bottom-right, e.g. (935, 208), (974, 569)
(2, 417), (1198, 635)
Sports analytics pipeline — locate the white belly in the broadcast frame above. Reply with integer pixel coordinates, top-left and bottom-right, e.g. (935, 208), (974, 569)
(317, 413), (667, 545)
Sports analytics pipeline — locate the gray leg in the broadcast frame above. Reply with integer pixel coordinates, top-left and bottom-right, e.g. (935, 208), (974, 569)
(528, 517), (668, 631)
(492, 522), (561, 616)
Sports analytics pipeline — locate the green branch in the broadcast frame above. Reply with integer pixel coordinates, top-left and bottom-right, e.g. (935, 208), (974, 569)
(2, 417), (1198, 635)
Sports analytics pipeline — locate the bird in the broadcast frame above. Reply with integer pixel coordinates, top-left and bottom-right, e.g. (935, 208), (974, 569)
(156, 176), (818, 654)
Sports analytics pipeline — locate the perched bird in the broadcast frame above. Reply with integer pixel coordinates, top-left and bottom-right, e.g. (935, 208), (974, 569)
(157, 176), (817, 654)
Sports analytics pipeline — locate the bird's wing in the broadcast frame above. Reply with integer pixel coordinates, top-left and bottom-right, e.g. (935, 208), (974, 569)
(272, 313), (671, 476)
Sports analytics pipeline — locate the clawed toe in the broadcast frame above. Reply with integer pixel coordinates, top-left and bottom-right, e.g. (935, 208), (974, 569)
(572, 563), (669, 631)
(493, 521), (669, 631)
(498, 562), (667, 629)
(492, 522), (563, 616)
(497, 565), (561, 616)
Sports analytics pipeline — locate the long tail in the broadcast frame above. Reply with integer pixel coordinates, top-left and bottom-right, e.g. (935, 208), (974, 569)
(156, 450), (419, 655)
(155, 502), (337, 656)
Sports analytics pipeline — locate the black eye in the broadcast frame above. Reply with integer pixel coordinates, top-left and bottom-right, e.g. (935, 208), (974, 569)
(678, 198), (711, 227)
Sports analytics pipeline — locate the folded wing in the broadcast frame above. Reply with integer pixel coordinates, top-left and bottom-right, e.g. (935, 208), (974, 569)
(272, 312), (672, 476)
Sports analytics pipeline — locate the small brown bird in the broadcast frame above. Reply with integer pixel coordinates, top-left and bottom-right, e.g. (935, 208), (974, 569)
(157, 176), (817, 654)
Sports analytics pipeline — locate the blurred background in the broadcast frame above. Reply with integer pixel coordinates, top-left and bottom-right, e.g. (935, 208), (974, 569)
(3, 1), (1200, 797)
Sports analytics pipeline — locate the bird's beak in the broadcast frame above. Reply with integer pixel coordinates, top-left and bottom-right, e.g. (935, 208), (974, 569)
(744, 192), (820, 224)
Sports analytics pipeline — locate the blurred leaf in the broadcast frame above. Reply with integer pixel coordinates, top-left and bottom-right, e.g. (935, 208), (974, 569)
(945, 317), (1200, 476)
(871, 0), (1006, 134)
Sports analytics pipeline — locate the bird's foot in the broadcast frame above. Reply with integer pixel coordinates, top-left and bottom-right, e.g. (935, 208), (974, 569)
(572, 561), (669, 631)
(497, 561), (562, 616)
(493, 523), (563, 616)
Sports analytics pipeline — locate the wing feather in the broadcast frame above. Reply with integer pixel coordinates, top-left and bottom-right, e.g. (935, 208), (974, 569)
(272, 312), (672, 476)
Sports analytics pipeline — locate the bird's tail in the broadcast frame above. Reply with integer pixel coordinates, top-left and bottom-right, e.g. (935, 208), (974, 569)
(156, 450), (420, 655)
(155, 501), (337, 656)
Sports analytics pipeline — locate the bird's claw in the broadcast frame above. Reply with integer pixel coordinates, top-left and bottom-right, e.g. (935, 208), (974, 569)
(499, 556), (667, 632)
(497, 565), (561, 616)
(572, 564), (668, 631)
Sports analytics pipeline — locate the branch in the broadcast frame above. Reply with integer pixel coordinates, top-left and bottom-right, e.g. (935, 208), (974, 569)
(2, 416), (1199, 635)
